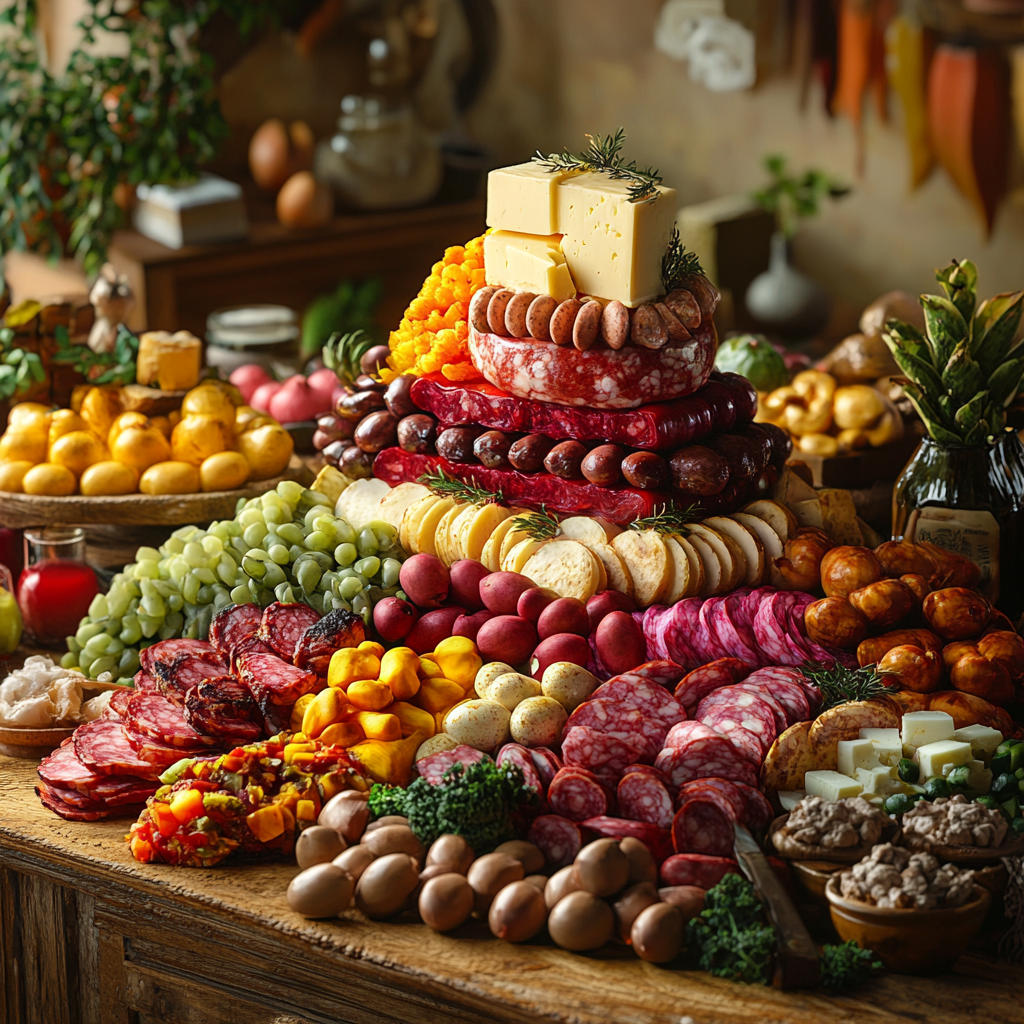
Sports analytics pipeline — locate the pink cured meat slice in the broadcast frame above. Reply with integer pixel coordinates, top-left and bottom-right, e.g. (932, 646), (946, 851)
(258, 602), (321, 661)
(617, 771), (674, 829)
(496, 743), (543, 792)
(677, 778), (772, 831)
(125, 691), (213, 748)
(106, 688), (134, 719)
(41, 779), (107, 810)
(727, 683), (789, 732)
(672, 658), (750, 715)
(655, 729), (759, 788)
(752, 594), (802, 666)
(529, 747), (562, 791)
(230, 635), (275, 673)
(677, 778), (747, 821)
(209, 603), (262, 660)
(36, 784), (119, 821)
(236, 653), (318, 707)
(744, 668), (817, 716)
(719, 590), (761, 666)
(564, 700), (660, 762)
(734, 677), (810, 726)
(37, 739), (101, 793)
(548, 767), (609, 821)
(590, 678), (687, 731)
(660, 853), (740, 888)
(139, 639), (214, 675)
(528, 815), (582, 868)
(132, 670), (161, 693)
(86, 775), (159, 806)
(122, 725), (208, 768)
(73, 720), (160, 777)
(671, 795), (736, 857)
(784, 594), (817, 662)
(618, 659), (687, 691)
(153, 651), (230, 707)
(415, 745), (487, 785)
(697, 712), (768, 765)
(666, 599), (704, 670)
(696, 687), (778, 742)
(696, 599), (733, 663)
(641, 607), (669, 661)
(621, 763), (673, 788)
(579, 816), (674, 863)
(562, 726), (646, 776)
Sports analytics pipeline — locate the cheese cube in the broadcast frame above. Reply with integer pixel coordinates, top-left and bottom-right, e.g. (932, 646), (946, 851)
(965, 758), (994, 793)
(916, 739), (973, 780)
(805, 770), (863, 801)
(856, 764), (900, 796)
(483, 231), (576, 302)
(859, 727), (902, 767)
(901, 711), (955, 752)
(837, 738), (880, 778)
(555, 172), (678, 307)
(486, 163), (570, 235)
(953, 724), (1003, 762)
(136, 331), (202, 391)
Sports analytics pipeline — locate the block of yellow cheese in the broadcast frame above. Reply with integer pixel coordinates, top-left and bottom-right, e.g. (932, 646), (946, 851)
(136, 331), (202, 391)
(486, 163), (571, 235)
(483, 231), (576, 302)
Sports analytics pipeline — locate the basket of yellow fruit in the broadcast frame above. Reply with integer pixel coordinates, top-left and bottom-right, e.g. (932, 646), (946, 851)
(0, 379), (300, 527)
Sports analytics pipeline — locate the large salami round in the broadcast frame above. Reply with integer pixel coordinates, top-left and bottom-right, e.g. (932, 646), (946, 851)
(671, 795), (736, 857)
(548, 767), (609, 821)
(655, 726), (759, 788)
(38, 779), (105, 810)
(695, 599), (733, 663)
(676, 778), (746, 821)
(528, 814), (582, 867)
(73, 720), (160, 778)
(590, 678), (687, 732)
(496, 743), (543, 793)
(468, 318), (717, 410)
(209, 603), (262, 660)
(579, 816), (674, 863)
(529, 747), (562, 790)
(743, 668), (814, 718)
(697, 713), (767, 765)
(125, 691), (214, 748)
(258, 602), (321, 661)
(673, 658), (750, 715)
(132, 670), (161, 693)
(719, 591), (760, 666)
(727, 683), (790, 731)
(294, 609), (365, 676)
(617, 771), (674, 829)
(562, 726), (646, 775)
(696, 689), (778, 746)
(414, 745), (487, 785)
(660, 853), (740, 889)
(37, 739), (100, 793)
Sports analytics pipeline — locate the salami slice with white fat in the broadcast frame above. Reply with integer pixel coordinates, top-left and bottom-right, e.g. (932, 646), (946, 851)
(37, 739), (101, 793)
(664, 599), (704, 669)
(125, 691), (214, 748)
(39, 779), (106, 810)
(590, 678), (687, 732)
(86, 775), (159, 806)
(640, 607), (669, 662)
(235, 653), (318, 707)
(132, 670), (161, 693)
(562, 726), (646, 776)
(655, 723), (759, 788)
(529, 747), (562, 791)
(184, 676), (262, 742)
(672, 658), (750, 715)
(617, 771), (674, 829)
(696, 598), (733, 663)
(579, 816), (673, 863)
(676, 778), (771, 831)
(105, 688), (134, 720)
(564, 700), (660, 761)
(36, 784), (118, 821)
(528, 814), (582, 867)
(258, 601), (321, 661)
(153, 650), (230, 707)
(660, 853), (740, 888)
(123, 725), (208, 768)
(209, 603), (262, 660)
(697, 712), (767, 765)
(671, 794), (736, 857)
(548, 767), (609, 821)
(752, 594), (797, 665)
(720, 590), (761, 666)
(618, 660), (687, 691)
(73, 720), (160, 778)
(726, 683), (789, 732)
(496, 743), (543, 792)
(139, 638), (215, 676)
(415, 744), (488, 785)
(696, 687), (779, 750)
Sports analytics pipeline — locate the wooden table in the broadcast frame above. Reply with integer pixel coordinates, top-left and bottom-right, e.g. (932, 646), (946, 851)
(2, 759), (1023, 1024)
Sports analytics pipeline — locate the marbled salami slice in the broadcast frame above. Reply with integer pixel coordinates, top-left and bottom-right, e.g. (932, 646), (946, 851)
(496, 743), (543, 792)
(153, 650), (229, 707)
(229, 635), (275, 673)
(617, 659), (687, 691)
(548, 767), (609, 821)
(673, 658), (750, 715)
(621, 763), (673, 787)
(579, 816), (673, 863)
(73, 720), (160, 778)
(698, 713), (766, 764)
(665, 599), (704, 669)
(617, 771), (674, 828)
(678, 778), (774, 835)
(752, 594), (796, 665)
(39, 779), (106, 810)
(36, 783), (118, 821)
(294, 609), (365, 675)
(655, 726), (759, 788)
(236, 653), (318, 707)
(639, 607), (669, 662)
(105, 687), (134, 719)
(37, 739), (101, 793)
(696, 688), (778, 748)
(677, 778), (747, 821)
(726, 683), (789, 732)
(696, 598), (733, 663)
(184, 676), (263, 742)
(415, 744), (487, 785)
(209, 603), (262, 660)
(671, 795), (736, 857)
(742, 668), (815, 720)
(528, 814), (582, 867)
(123, 725), (207, 768)
(660, 853), (740, 888)
(591, 678), (687, 730)
(720, 590), (761, 666)
(258, 601), (321, 661)
(562, 726), (645, 775)
(529, 747), (562, 791)
(125, 691), (213, 748)
(86, 775), (159, 807)
(139, 639), (215, 675)
(564, 700), (660, 761)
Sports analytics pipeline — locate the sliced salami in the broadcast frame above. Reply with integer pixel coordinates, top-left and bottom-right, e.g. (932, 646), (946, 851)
(36, 784), (119, 821)
(294, 609), (365, 675)
(621, 763), (672, 788)
(562, 726), (646, 775)
(415, 744), (488, 785)
(184, 676), (263, 742)
(529, 747), (562, 790)
(696, 688), (778, 746)
(752, 594), (796, 666)
(229, 635), (275, 673)
(671, 795), (736, 857)
(73, 720), (160, 778)
(579, 816), (673, 863)
(132, 670), (162, 693)
(727, 683), (789, 731)
(106, 687), (134, 719)
(664, 599), (704, 669)
(743, 668), (814, 720)
(590, 678), (687, 733)
(618, 659), (687, 691)
(86, 775), (159, 807)
(720, 590), (760, 666)
(123, 725), (208, 768)
(617, 771), (674, 828)
(125, 691), (213, 748)
(655, 729), (759, 788)
(37, 739), (101, 793)
(677, 778), (747, 822)
(564, 700), (660, 761)
(139, 639), (215, 675)
(695, 598), (733, 663)
(39, 779), (106, 810)
(153, 650), (230, 707)
(548, 767), (609, 821)
(236, 653), (318, 707)
(698, 714), (766, 765)
(660, 853), (740, 889)
(258, 601), (321, 661)
(528, 814), (582, 868)
(639, 607), (668, 661)
(496, 743), (543, 792)
(209, 603), (262, 660)
(673, 658), (750, 715)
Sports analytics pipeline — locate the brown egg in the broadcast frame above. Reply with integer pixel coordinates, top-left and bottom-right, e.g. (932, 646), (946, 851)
(426, 834), (475, 875)
(619, 837), (658, 885)
(355, 852), (419, 919)
(547, 890), (614, 951)
(493, 840), (545, 875)
(287, 863), (354, 918)
(488, 880), (548, 943)
(249, 118), (291, 190)
(318, 791), (369, 843)
(612, 881), (659, 943)
(277, 171), (333, 229)
(466, 853), (524, 916)
(820, 546), (883, 599)
(574, 838), (630, 897)
(631, 902), (683, 963)
(295, 825), (346, 869)
(332, 844), (375, 882)
(658, 885), (706, 921)
(364, 815), (409, 834)
(523, 874), (548, 891)
(361, 824), (424, 862)
(544, 864), (582, 909)
(419, 872), (475, 932)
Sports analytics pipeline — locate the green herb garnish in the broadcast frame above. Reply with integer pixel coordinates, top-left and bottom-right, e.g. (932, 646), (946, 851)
(819, 940), (882, 992)
(511, 505), (561, 540)
(803, 661), (894, 713)
(629, 502), (700, 535)
(661, 226), (704, 293)
(418, 468), (502, 505)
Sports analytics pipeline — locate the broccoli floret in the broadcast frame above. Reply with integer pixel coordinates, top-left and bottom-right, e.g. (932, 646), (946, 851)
(820, 940), (882, 992)
(367, 783), (407, 820)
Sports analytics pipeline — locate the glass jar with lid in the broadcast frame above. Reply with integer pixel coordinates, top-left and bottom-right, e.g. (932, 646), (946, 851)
(205, 305), (300, 375)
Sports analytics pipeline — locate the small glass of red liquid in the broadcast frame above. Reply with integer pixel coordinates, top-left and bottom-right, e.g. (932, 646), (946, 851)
(18, 527), (99, 647)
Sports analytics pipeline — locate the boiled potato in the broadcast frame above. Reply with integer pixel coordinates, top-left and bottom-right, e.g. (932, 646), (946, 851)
(181, 384), (236, 425)
(443, 699), (511, 752)
(49, 429), (108, 476)
(80, 460), (139, 496)
(0, 460), (34, 493)
(7, 402), (51, 433)
(171, 414), (232, 466)
(488, 672), (542, 711)
(139, 460), (200, 495)
(200, 450), (251, 491)
(235, 422), (294, 480)
(234, 405), (273, 435)
(22, 463), (76, 496)
(48, 409), (88, 447)
(510, 696), (567, 747)
(111, 425), (172, 473)
(541, 662), (599, 713)
(0, 430), (46, 465)
(79, 387), (123, 439)
(150, 415), (172, 439)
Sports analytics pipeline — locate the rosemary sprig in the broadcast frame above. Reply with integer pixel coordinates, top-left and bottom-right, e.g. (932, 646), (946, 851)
(511, 506), (561, 541)
(533, 128), (664, 203)
(629, 502), (700, 535)
(661, 227), (705, 293)
(802, 662), (895, 714)
(418, 469), (503, 505)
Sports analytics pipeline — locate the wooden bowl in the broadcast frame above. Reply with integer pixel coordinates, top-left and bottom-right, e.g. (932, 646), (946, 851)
(769, 813), (899, 864)
(0, 724), (74, 759)
(897, 830), (1024, 864)
(790, 859), (846, 906)
(825, 876), (991, 974)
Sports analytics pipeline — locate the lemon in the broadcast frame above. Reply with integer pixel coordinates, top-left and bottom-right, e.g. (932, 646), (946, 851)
(235, 423), (294, 481)
(171, 414), (232, 466)
(79, 386), (124, 439)
(139, 460), (200, 495)
(49, 430), (108, 477)
(0, 430), (47, 465)
(199, 450), (250, 492)
(107, 412), (149, 451)
(181, 384), (235, 426)
(7, 402), (51, 433)
(150, 414), (172, 439)
(111, 425), (172, 472)
(0, 460), (34, 492)
(80, 460), (139, 496)
(48, 409), (88, 447)
(23, 463), (76, 496)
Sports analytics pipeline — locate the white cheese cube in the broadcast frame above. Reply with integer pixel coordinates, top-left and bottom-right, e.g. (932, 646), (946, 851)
(856, 764), (900, 796)
(483, 231), (576, 302)
(953, 724), (1004, 762)
(859, 727), (902, 767)
(901, 711), (955, 751)
(965, 758), (994, 793)
(837, 738), (880, 778)
(805, 770), (863, 801)
(916, 739), (973, 780)
(778, 790), (805, 812)
(486, 163), (569, 234)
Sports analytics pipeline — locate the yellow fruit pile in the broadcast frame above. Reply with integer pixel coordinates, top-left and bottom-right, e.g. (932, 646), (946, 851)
(0, 380), (295, 497)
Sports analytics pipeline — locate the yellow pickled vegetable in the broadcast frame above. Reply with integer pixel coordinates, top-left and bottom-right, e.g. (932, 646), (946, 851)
(414, 677), (465, 714)
(430, 636), (481, 689)
(346, 678), (393, 712)
(319, 721), (364, 747)
(390, 701), (436, 739)
(379, 647), (421, 700)
(352, 711), (402, 742)
(328, 642), (383, 690)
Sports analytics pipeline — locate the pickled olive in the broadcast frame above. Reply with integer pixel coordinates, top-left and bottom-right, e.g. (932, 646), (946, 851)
(384, 374), (418, 419)
(355, 852), (419, 918)
(397, 414), (436, 454)
(544, 440), (587, 480)
(360, 344), (392, 376)
(353, 410), (399, 453)
(354, 373), (388, 393)
(473, 430), (514, 470)
(339, 445), (375, 478)
(315, 412), (355, 442)
(322, 439), (346, 468)
(493, 840), (545, 875)
(612, 881), (659, 942)
(620, 451), (668, 491)
(508, 434), (554, 473)
(466, 852), (523, 915)
(337, 390), (386, 421)
(758, 420), (792, 468)
(668, 445), (729, 496)
(849, 578), (916, 630)
(581, 444), (626, 487)
(435, 426), (482, 463)
(804, 596), (868, 649)
(820, 546), (883, 599)
(922, 587), (991, 640)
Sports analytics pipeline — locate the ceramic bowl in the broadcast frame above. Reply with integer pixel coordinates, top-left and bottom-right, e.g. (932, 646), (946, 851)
(790, 859), (845, 906)
(0, 724), (74, 759)
(825, 875), (991, 974)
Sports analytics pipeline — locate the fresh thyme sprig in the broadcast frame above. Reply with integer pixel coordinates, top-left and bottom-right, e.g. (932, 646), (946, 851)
(511, 506), (561, 541)
(418, 469), (502, 505)
(802, 662), (895, 714)
(533, 128), (663, 203)
(629, 502), (701, 535)
(661, 227), (705, 293)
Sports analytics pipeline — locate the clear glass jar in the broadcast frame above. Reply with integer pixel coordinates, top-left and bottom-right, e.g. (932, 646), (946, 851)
(205, 305), (300, 375)
(17, 528), (98, 647)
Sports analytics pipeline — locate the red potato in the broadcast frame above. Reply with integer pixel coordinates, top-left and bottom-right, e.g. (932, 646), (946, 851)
(586, 591), (638, 633)
(595, 611), (646, 675)
(537, 597), (590, 641)
(399, 554), (451, 610)
(405, 607), (465, 654)
(517, 587), (558, 623)
(530, 633), (591, 678)
(452, 609), (494, 643)
(479, 572), (536, 616)
(373, 597), (418, 643)
(475, 615), (538, 666)
(448, 559), (490, 612)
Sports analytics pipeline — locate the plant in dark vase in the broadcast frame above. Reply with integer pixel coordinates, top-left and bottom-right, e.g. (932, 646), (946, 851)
(885, 260), (1024, 620)
(746, 154), (849, 342)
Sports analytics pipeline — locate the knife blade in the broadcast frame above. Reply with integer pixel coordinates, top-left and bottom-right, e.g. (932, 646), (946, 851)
(734, 823), (820, 990)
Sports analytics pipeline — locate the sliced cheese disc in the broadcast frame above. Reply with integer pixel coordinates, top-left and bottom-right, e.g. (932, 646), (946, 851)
(611, 530), (670, 607)
(522, 539), (600, 601)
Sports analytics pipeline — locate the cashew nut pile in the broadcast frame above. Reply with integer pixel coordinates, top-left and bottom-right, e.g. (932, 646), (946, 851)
(901, 795), (1008, 850)
(839, 843), (976, 910)
(785, 795), (888, 849)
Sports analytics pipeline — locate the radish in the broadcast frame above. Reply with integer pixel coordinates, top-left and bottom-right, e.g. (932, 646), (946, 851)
(269, 374), (328, 424)
(250, 379), (283, 413)
(229, 363), (272, 403)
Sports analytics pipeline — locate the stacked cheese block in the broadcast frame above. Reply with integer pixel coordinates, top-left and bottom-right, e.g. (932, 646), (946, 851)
(375, 162), (788, 524)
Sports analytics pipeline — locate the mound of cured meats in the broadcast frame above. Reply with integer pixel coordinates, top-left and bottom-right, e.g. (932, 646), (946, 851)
(35, 601), (364, 821)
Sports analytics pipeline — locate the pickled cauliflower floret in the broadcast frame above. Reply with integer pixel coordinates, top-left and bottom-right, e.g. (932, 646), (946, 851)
(785, 795), (887, 849)
(839, 843), (975, 909)
(901, 794), (1008, 850)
